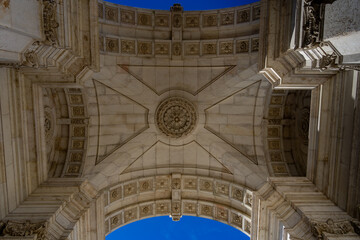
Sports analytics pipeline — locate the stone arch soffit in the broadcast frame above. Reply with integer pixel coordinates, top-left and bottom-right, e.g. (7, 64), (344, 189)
(104, 174), (253, 237)
(263, 89), (310, 177)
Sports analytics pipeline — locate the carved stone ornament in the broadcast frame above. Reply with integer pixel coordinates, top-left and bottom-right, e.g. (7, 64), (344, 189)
(43, 0), (59, 45)
(155, 97), (197, 138)
(311, 218), (360, 239)
(0, 220), (47, 239)
(302, 0), (336, 48)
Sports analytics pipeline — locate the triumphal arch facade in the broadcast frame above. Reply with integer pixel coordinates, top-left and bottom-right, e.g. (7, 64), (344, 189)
(0, 0), (359, 239)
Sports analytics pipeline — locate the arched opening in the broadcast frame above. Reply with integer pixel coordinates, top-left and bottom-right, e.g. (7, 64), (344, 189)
(104, 0), (259, 11)
(106, 215), (250, 239)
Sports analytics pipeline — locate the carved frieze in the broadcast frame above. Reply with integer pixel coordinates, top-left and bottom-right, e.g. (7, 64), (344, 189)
(200, 179), (213, 192)
(203, 14), (217, 27)
(110, 214), (122, 229)
(216, 207), (228, 221)
(232, 187), (244, 202)
(236, 40), (249, 53)
(172, 14), (182, 28)
(268, 139), (280, 150)
(0, 220), (47, 239)
(110, 187), (122, 203)
(184, 178), (197, 190)
(155, 15), (169, 27)
(200, 204), (213, 217)
(124, 208), (137, 223)
(231, 213), (243, 228)
(121, 40), (135, 54)
(185, 43), (199, 55)
(185, 15), (199, 28)
(172, 42), (182, 56)
(121, 9), (135, 24)
(156, 176), (170, 189)
(43, 0), (59, 45)
(105, 6), (118, 22)
(215, 182), (229, 196)
(124, 182), (137, 197)
(183, 202), (197, 214)
(221, 12), (234, 25)
(202, 42), (217, 55)
(270, 152), (282, 161)
(106, 37), (119, 53)
(156, 202), (170, 214)
(138, 13), (152, 26)
(139, 179), (153, 192)
(219, 41), (233, 54)
(138, 41), (152, 55)
(267, 127), (280, 138)
(271, 163), (288, 174)
(237, 8), (250, 23)
(139, 204), (153, 217)
(155, 42), (170, 55)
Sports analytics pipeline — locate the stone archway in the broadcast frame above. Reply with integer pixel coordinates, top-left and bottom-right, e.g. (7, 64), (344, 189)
(103, 174), (253, 237)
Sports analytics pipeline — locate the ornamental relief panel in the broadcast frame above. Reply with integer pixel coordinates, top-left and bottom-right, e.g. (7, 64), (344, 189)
(121, 40), (136, 54)
(155, 42), (170, 55)
(184, 43), (200, 55)
(185, 15), (199, 28)
(237, 8), (250, 23)
(137, 41), (152, 55)
(155, 15), (169, 27)
(236, 40), (249, 53)
(121, 9), (135, 24)
(221, 12), (234, 25)
(106, 37), (119, 53)
(138, 13), (152, 26)
(202, 42), (217, 55)
(139, 204), (153, 217)
(219, 41), (233, 54)
(105, 6), (118, 22)
(203, 14), (217, 27)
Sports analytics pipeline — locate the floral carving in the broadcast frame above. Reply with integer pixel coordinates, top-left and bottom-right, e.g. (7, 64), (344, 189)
(237, 9), (250, 23)
(221, 12), (234, 25)
(43, 0), (59, 45)
(155, 97), (197, 138)
(105, 6), (118, 22)
(236, 40), (249, 53)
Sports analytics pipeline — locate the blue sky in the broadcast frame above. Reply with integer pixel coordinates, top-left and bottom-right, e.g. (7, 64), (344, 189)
(106, 216), (250, 240)
(105, 0), (259, 11)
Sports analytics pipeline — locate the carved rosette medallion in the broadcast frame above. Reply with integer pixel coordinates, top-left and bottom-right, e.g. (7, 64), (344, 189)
(155, 97), (197, 138)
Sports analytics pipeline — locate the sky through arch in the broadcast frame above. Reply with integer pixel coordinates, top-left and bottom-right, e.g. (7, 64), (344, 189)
(105, 0), (259, 11)
(106, 215), (250, 240)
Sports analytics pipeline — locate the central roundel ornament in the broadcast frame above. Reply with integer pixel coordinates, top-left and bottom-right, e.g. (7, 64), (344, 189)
(155, 97), (197, 138)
